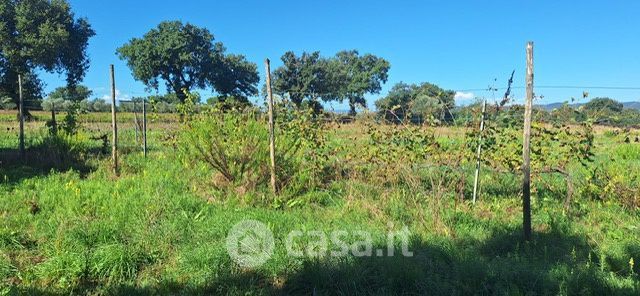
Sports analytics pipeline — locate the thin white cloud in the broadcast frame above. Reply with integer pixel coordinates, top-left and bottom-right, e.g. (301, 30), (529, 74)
(454, 91), (475, 101)
(101, 89), (130, 102)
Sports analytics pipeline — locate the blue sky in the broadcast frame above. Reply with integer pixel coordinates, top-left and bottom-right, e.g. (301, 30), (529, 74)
(40, 0), (640, 108)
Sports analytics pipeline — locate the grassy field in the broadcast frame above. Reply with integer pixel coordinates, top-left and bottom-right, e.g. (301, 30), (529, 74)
(0, 111), (639, 295)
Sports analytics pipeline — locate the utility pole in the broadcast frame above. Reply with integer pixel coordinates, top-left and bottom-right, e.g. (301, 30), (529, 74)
(264, 59), (277, 194)
(522, 41), (534, 241)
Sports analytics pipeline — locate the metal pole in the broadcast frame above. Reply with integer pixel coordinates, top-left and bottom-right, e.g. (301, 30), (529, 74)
(472, 99), (487, 203)
(142, 99), (147, 157)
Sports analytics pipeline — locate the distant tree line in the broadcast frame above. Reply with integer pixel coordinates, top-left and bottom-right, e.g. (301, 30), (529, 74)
(453, 97), (640, 128)
(374, 82), (455, 124)
(2, 0), (638, 129)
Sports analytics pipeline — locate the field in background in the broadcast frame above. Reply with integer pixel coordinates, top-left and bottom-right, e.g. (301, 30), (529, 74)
(0, 110), (639, 295)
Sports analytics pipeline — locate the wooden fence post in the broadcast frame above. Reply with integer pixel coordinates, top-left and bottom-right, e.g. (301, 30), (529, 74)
(472, 99), (487, 204)
(142, 99), (147, 158)
(18, 74), (25, 160)
(264, 59), (277, 194)
(522, 41), (534, 241)
(110, 65), (119, 175)
(51, 101), (57, 135)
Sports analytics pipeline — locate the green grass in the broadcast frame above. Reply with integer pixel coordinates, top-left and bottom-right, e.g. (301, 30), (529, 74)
(0, 120), (639, 295)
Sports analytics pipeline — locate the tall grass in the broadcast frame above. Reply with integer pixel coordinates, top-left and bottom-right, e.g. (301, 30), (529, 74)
(0, 118), (638, 294)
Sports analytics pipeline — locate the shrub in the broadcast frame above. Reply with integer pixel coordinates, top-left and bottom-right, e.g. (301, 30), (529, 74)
(61, 102), (81, 135)
(177, 106), (333, 203)
(178, 110), (267, 187)
(580, 144), (640, 209)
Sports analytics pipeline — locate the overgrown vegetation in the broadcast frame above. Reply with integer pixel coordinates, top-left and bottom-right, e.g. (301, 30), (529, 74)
(1, 111), (639, 294)
(0, 1), (638, 294)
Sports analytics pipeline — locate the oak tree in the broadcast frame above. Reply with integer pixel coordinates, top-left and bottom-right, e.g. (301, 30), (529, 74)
(0, 0), (94, 107)
(117, 21), (258, 103)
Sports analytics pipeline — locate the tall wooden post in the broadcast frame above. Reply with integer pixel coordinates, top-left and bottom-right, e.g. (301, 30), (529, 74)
(110, 65), (119, 175)
(18, 74), (25, 160)
(51, 101), (57, 135)
(522, 41), (534, 241)
(472, 99), (487, 204)
(264, 59), (277, 194)
(142, 99), (147, 158)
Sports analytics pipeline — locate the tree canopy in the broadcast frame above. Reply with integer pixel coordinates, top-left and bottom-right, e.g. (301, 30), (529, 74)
(48, 85), (93, 102)
(271, 51), (330, 107)
(583, 97), (623, 113)
(330, 50), (390, 114)
(0, 0), (95, 104)
(270, 50), (389, 114)
(375, 82), (455, 123)
(580, 97), (625, 124)
(117, 21), (259, 103)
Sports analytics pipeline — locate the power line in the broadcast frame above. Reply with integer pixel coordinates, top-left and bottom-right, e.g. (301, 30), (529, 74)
(537, 85), (640, 90)
(456, 85), (640, 92)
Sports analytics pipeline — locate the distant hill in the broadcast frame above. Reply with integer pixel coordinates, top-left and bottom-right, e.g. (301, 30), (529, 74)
(535, 101), (640, 111)
(623, 101), (640, 110)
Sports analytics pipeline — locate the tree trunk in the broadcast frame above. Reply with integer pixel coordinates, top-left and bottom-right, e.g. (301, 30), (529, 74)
(348, 101), (357, 116)
(174, 86), (188, 103)
(291, 95), (303, 108)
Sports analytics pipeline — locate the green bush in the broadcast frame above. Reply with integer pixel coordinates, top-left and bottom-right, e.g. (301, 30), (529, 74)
(178, 110), (269, 188)
(177, 107), (333, 204)
(580, 144), (640, 209)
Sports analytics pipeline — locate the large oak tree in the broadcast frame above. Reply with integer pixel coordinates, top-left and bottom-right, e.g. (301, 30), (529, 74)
(271, 51), (331, 107)
(0, 0), (94, 107)
(117, 21), (259, 103)
(270, 50), (389, 114)
(331, 50), (390, 115)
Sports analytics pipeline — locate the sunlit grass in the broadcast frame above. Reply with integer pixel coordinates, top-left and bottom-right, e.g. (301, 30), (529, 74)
(0, 116), (638, 294)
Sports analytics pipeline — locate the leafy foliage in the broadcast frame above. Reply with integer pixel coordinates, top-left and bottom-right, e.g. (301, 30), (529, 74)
(206, 95), (252, 111)
(375, 82), (456, 124)
(0, 0), (94, 104)
(271, 51), (333, 108)
(584, 97), (624, 113)
(117, 21), (259, 103)
(177, 104), (333, 203)
(178, 109), (268, 187)
(581, 144), (640, 209)
(47, 85), (93, 102)
(465, 107), (595, 207)
(61, 102), (80, 135)
(329, 50), (390, 115)
(1, 107), (639, 294)
(270, 50), (389, 114)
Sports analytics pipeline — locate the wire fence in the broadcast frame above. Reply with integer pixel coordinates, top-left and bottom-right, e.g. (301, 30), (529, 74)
(0, 98), (167, 163)
(2, 74), (639, 182)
